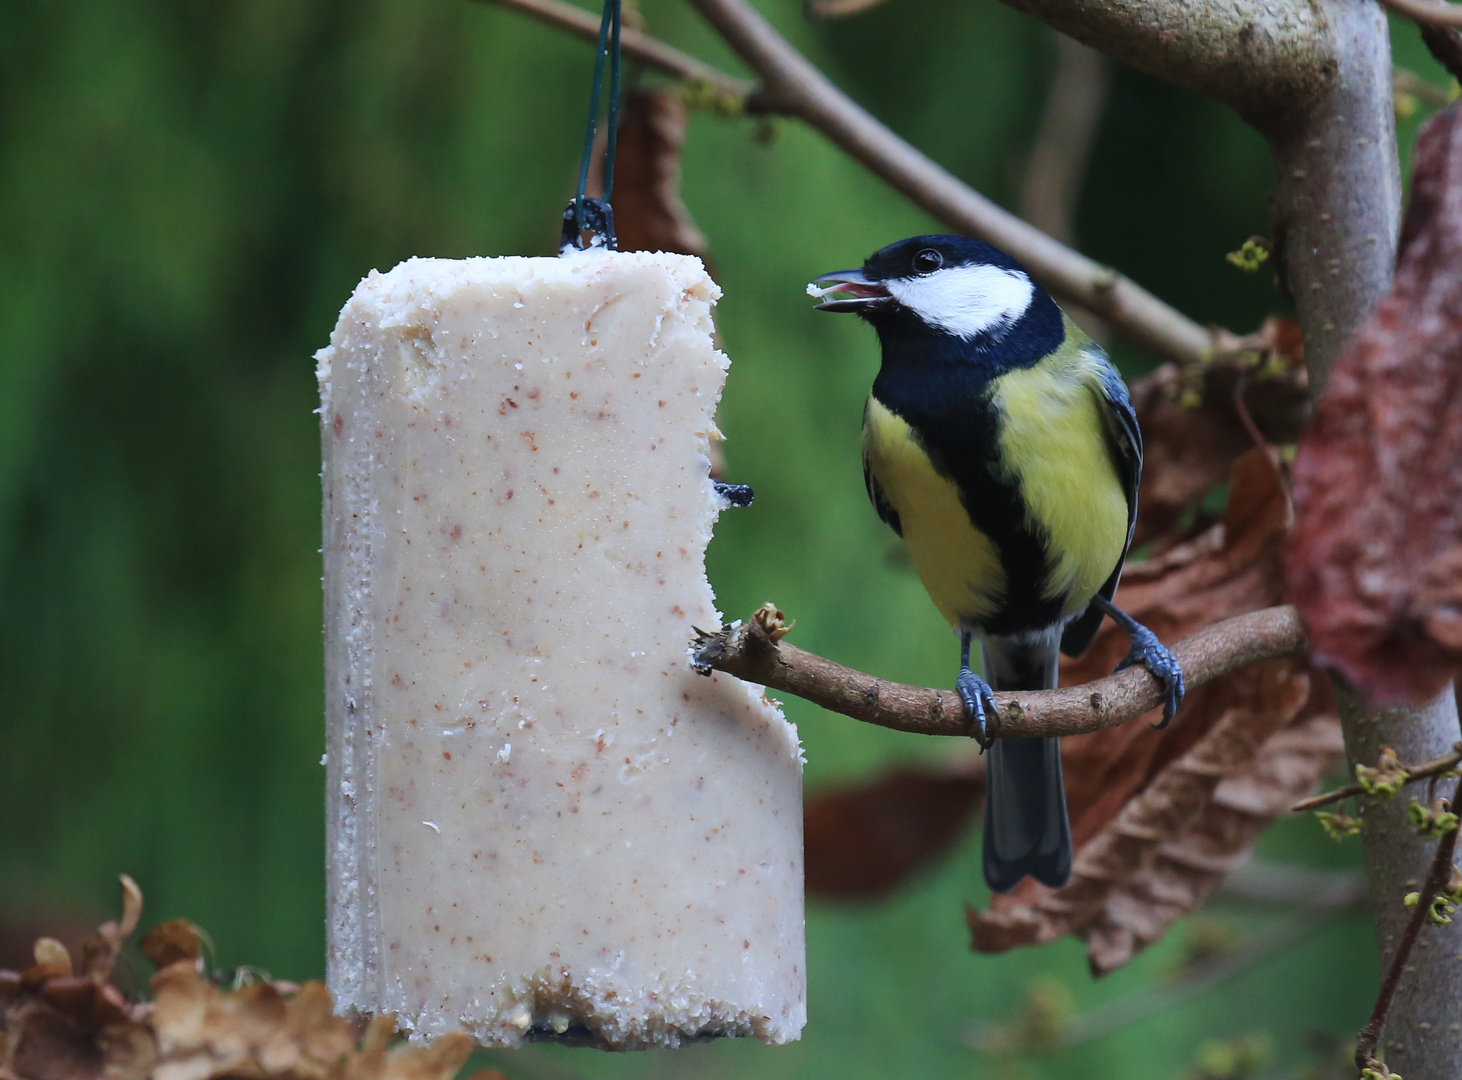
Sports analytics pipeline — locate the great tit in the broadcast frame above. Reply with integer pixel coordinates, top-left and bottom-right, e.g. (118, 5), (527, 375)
(810, 235), (1184, 892)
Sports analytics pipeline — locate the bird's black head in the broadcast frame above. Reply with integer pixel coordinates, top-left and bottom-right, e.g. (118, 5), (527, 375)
(810, 235), (1063, 366)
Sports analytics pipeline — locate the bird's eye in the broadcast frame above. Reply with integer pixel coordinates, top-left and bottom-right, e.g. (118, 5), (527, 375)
(912, 249), (943, 275)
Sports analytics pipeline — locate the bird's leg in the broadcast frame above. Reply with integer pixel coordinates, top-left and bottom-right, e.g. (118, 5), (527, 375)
(1092, 595), (1185, 728)
(955, 628), (998, 751)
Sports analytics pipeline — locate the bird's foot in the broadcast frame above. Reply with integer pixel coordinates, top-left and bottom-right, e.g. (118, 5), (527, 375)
(956, 668), (999, 751)
(1115, 625), (1185, 728)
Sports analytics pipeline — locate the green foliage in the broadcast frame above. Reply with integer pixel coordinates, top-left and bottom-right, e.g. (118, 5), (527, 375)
(1316, 810), (1362, 841)
(1356, 749), (1409, 799)
(1406, 798), (1459, 838)
(1224, 238), (1270, 273)
(1190, 1033), (1273, 1079)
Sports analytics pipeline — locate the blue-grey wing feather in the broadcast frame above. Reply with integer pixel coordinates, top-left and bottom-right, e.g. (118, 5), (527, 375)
(1060, 354), (1142, 658)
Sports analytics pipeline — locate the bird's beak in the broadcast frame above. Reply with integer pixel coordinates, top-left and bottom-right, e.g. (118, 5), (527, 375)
(807, 269), (890, 312)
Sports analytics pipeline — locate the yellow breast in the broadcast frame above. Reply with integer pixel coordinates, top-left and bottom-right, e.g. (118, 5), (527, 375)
(991, 347), (1128, 616)
(862, 397), (1004, 625)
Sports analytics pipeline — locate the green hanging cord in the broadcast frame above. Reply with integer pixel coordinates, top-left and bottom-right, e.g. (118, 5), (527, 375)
(564, 0), (622, 251)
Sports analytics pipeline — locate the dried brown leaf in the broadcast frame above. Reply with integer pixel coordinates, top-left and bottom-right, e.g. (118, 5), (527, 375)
(588, 88), (710, 263)
(1288, 103), (1462, 704)
(379, 1032), (472, 1080)
(23, 942), (73, 989)
(149, 965), (466, 1080)
(137, 925), (198, 973)
(1131, 320), (1308, 549)
(81, 877), (145, 983)
(1057, 448), (1294, 853)
(1081, 713), (1345, 973)
(6, 1004), (109, 1080)
(37, 981), (131, 1031)
(804, 763), (984, 899)
(969, 662), (1318, 960)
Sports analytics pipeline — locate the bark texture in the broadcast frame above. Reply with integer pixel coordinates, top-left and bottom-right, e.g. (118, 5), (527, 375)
(1266, 0), (1401, 392)
(1341, 685), (1462, 1075)
(1268, 7), (1459, 1074)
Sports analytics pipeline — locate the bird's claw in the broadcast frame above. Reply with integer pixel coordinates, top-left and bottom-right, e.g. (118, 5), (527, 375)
(1115, 625), (1185, 728)
(956, 669), (999, 751)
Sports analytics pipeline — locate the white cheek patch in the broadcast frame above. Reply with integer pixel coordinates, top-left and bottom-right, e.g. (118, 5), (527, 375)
(884, 264), (1035, 339)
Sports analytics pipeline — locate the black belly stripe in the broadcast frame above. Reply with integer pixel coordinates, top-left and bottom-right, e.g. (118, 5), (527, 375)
(871, 364), (1065, 635)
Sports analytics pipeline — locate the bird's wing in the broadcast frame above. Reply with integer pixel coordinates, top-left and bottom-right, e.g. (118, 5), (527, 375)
(1060, 354), (1142, 657)
(862, 441), (903, 537)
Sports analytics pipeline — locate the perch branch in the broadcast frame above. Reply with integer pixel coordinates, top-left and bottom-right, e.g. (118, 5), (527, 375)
(471, 0), (753, 100)
(1354, 780), (1461, 1075)
(692, 604), (1305, 740)
(1379, 0), (1462, 28)
(1292, 743), (1462, 812)
(679, 0), (1214, 365)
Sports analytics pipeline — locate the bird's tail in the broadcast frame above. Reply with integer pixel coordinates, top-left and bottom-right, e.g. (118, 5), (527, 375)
(980, 636), (1072, 892)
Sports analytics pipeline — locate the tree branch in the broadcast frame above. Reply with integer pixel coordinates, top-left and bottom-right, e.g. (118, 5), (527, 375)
(1292, 742), (1462, 812)
(485, 0), (1221, 364)
(993, 0), (1335, 128)
(1380, 0), (1462, 29)
(470, 0), (753, 101)
(1355, 780), (1461, 1076)
(692, 604), (1305, 740)
(682, 0), (1214, 366)
(1019, 34), (1110, 250)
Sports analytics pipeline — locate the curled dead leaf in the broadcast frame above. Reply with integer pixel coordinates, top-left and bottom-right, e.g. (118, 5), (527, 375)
(81, 877), (146, 983)
(1288, 102), (1462, 704)
(3, 879), (480, 1080)
(24, 941), (74, 988)
(1130, 320), (1308, 549)
(1, 883), (157, 1080)
(138, 924), (200, 973)
(969, 664), (1326, 964)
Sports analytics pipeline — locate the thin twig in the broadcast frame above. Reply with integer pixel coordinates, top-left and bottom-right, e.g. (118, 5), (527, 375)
(679, 0), (1214, 365)
(1215, 860), (1369, 908)
(966, 872), (1365, 1052)
(802, 0), (888, 21)
(692, 604), (1306, 740)
(1291, 743), (1462, 812)
(1379, 0), (1462, 28)
(1019, 34), (1110, 249)
(1354, 779), (1462, 1075)
(1059, 907), (1351, 1049)
(484, 0), (1225, 364)
(471, 0), (753, 101)
(1394, 65), (1456, 108)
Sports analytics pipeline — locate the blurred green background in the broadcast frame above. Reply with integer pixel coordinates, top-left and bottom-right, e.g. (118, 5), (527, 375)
(0, 1), (1454, 1076)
